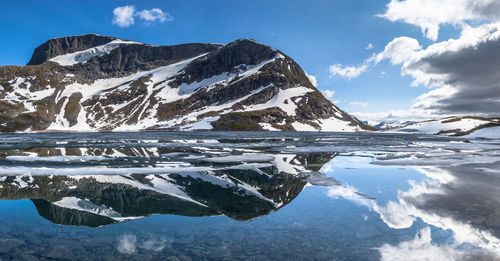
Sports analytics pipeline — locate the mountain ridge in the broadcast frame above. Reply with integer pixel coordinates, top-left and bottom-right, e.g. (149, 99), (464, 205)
(0, 34), (374, 132)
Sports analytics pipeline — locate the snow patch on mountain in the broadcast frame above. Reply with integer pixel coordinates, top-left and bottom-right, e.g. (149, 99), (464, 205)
(3, 77), (53, 113)
(180, 116), (220, 130)
(260, 123), (280, 131)
(292, 116), (365, 132)
(391, 117), (500, 136)
(155, 85), (271, 130)
(242, 86), (313, 116)
(52, 197), (139, 221)
(49, 39), (142, 66)
(178, 56), (278, 95)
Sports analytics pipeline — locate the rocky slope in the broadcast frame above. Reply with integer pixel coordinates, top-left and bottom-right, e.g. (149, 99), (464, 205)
(0, 34), (373, 132)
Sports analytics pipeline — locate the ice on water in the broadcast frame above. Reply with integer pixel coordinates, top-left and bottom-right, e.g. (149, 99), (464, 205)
(0, 131), (499, 259)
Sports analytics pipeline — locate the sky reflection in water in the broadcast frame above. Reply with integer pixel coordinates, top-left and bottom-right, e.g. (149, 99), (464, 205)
(0, 131), (498, 260)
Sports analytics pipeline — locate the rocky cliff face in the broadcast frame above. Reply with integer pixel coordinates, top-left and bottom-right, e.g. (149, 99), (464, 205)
(27, 34), (118, 66)
(0, 34), (373, 132)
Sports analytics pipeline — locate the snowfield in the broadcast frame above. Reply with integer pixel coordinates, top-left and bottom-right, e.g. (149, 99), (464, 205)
(49, 39), (143, 66)
(465, 126), (500, 139)
(391, 117), (499, 137)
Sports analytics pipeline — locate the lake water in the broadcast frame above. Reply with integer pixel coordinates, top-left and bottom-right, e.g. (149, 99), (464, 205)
(0, 131), (498, 260)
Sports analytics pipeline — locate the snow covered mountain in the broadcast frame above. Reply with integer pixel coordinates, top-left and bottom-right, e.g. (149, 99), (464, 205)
(391, 116), (500, 136)
(0, 34), (373, 132)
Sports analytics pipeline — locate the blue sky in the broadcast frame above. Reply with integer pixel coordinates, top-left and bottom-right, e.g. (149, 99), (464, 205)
(0, 0), (496, 122)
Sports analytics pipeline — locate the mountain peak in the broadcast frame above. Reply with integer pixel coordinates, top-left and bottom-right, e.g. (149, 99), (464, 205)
(27, 34), (118, 65)
(225, 38), (276, 51)
(1, 34), (372, 132)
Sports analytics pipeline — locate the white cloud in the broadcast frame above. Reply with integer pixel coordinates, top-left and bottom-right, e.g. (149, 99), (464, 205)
(117, 234), (137, 254)
(369, 37), (421, 65)
(327, 37), (419, 81)
(113, 6), (173, 28)
(372, 170), (500, 259)
(140, 237), (171, 252)
(327, 185), (375, 207)
(113, 6), (136, 28)
(378, 227), (490, 261)
(366, 43), (374, 50)
(386, 23), (500, 116)
(305, 73), (318, 87)
(327, 164), (500, 259)
(378, 0), (500, 40)
(117, 234), (171, 254)
(329, 64), (368, 80)
(349, 101), (369, 107)
(322, 90), (335, 99)
(340, 21), (500, 122)
(137, 8), (173, 24)
(326, 0), (500, 121)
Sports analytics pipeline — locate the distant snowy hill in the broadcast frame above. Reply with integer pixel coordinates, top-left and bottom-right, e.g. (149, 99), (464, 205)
(0, 34), (373, 132)
(391, 116), (500, 137)
(465, 126), (500, 139)
(372, 120), (416, 130)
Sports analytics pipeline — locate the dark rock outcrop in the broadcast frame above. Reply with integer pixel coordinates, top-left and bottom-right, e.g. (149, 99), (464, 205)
(27, 34), (116, 65)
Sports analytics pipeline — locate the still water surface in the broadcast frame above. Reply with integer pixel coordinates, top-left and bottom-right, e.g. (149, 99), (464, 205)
(0, 131), (498, 260)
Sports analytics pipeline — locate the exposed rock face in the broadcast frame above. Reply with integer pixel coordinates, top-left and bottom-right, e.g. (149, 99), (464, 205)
(0, 34), (374, 132)
(27, 34), (117, 66)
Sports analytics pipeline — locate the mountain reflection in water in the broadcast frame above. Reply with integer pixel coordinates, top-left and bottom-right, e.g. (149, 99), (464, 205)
(0, 131), (498, 260)
(0, 133), (338, 227)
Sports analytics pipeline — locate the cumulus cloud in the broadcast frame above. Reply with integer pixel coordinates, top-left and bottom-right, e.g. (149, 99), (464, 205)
(329, 64), (368, 80)
(113, 6), (173, 28)
(365, 43), (374, 50)
(368, 37), (421, 65)
(327, 0), (500, 122)
(113, 6), (136, 28)
(322, 90), (335, 99)
(378, 0), (500, 40)
(328, 37), (419, 81)
(337, 22), (500, 121)
(137, 8), (173, 24)
(386, 23), (500, 117)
